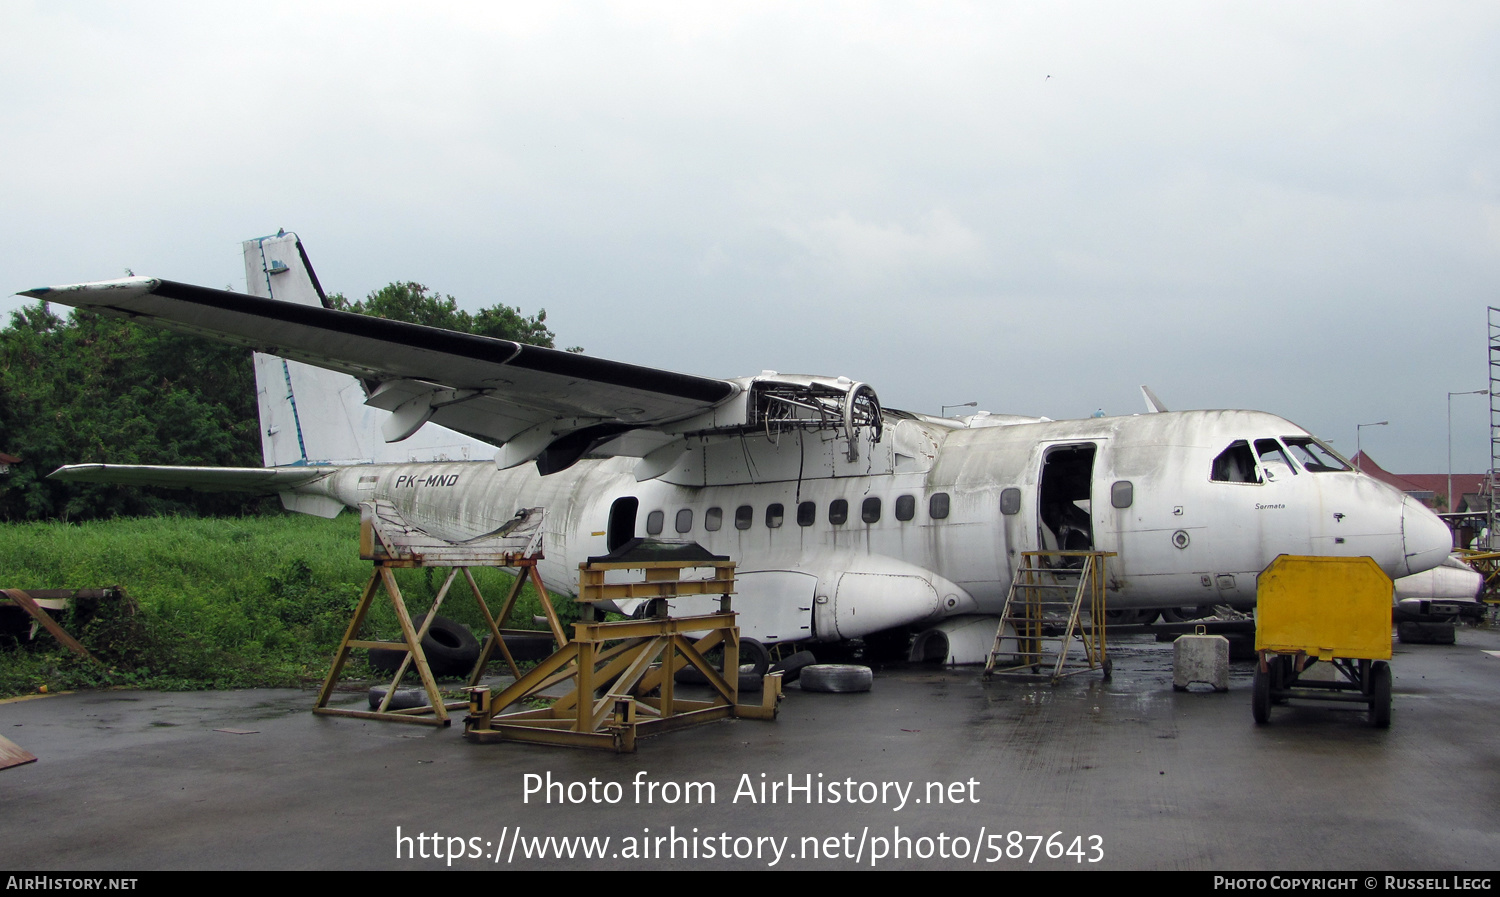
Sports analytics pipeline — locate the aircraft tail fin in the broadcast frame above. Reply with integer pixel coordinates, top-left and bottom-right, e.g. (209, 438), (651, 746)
(243, 232), (495, 470)
(1140, 385), (1168, 413)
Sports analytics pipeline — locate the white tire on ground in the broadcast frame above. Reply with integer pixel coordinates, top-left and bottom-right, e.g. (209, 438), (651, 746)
(799, 663), (873, 693)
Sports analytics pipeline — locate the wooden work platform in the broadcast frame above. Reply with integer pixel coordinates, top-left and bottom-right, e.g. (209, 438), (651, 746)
(463, 540), (781, 752)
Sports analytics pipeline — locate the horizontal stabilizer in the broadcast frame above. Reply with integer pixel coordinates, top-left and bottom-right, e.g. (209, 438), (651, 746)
(50, 464), (333, 493)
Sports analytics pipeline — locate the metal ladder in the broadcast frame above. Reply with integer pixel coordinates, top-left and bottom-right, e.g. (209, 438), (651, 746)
(1488, 306), (1500, 549)
(983, 550), (1113, 684)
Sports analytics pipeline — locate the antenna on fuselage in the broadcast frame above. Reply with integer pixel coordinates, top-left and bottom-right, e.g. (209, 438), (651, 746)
(1140, 385), (1168, 413)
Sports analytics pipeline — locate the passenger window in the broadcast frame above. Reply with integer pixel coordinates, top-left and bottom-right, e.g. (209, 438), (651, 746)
(1211, 441), (1261, 484)
(829, 499), (849, 525)
(929, 492), (950, 519)
(797, 501), (815, 526)
(895, 494), (916, 521)
(675, 509), (693, 533)
(735, 505), (753, 530)
(646, 510), (664, 535)
(1111, 481), (1133, 509)
(862, 497), (882, 524)
(766, 503), (784, 528)
(705, 507), (723, 531)
(1000, 488), (1021, 515)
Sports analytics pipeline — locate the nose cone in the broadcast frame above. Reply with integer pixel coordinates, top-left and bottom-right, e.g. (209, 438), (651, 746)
(1402, 496), (1453, 576)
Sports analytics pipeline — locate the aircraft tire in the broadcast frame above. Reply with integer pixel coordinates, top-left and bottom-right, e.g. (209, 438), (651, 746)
(368, 614), (481, 678)
(1251, 667), (1271, 724)
(1396, 621), (1456, 645)
(800, 664), (874, 693)
(770, 650), (817, 682)
(739, 638), (772, 677)
(1371, 661), (1392, 729)
(674, 638), (771, 685)
(367, 686), (429, 711)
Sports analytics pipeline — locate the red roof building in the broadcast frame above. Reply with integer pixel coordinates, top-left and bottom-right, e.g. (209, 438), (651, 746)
(1350, 451), (1487, 511)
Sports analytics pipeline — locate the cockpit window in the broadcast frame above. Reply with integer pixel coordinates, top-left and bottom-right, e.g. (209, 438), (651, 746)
(1283, 437), (1350, 472)
(1255, 438), (1297, 480)
(1211, 441), (1261, 484)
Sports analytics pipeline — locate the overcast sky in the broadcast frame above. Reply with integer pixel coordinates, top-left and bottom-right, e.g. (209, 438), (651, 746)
(4, 2), (1498, 474)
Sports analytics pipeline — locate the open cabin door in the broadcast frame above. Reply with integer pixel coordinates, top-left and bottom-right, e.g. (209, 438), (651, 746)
(1037, 443), (1097, 559)
(607, 496), (639, 553)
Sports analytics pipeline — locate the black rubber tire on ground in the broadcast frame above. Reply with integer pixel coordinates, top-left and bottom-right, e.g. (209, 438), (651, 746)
(675, 638), (771, 685)
(1371, 661), (1392, 729)
(500, 632), (556, 663)
(1397, 621), (1456, 645)
(367, 686), (429, 711)
(368, 614), (481, 678)
(1252, 666), (1271, 724)
(739, 638), (771, 677)
(770, 650), (817, 682)
(800, 663), (873, 693)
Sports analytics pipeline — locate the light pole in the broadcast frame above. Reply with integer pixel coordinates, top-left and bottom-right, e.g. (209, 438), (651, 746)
(1355, 421), (1388, 471)
(941, 402), (977, 418)
(1448, 390), (1488, 511)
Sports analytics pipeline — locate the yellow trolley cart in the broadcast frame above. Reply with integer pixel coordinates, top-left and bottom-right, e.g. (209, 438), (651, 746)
(1253, 555), (1394, 728)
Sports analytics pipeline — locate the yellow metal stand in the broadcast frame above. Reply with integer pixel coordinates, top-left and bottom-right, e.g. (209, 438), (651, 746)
(464, 546), (782, 752)
(314, 501), (555, 727)
(983, 550), (1115, 685)
(1456, 548), (1500, 611)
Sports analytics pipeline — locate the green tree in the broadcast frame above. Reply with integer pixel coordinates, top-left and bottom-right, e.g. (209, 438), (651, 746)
(329, 282), (559, 347)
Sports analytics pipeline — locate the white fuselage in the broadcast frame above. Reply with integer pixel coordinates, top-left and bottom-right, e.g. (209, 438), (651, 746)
(295, 408), (1451, 646)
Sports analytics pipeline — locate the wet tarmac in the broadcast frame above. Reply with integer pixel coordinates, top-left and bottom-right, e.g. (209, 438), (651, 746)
(1, 627), (1497, 871)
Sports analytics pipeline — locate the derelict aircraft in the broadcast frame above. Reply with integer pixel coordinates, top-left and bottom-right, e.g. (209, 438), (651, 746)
(25, 232), (1457, 663)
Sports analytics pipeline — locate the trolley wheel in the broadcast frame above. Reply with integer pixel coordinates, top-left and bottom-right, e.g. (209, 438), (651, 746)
(1252, 666), (1271, 724)
(1371, 660), (1392, 729)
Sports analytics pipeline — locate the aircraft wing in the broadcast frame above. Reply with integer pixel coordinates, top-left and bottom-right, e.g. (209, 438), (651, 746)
(49, 464), (333, 492)
(21, 278), (740, 472)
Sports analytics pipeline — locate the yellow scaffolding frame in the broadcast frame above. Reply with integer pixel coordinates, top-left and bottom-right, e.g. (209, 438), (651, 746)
(313, 501), (556, 727)
(464, 549), (781, 752)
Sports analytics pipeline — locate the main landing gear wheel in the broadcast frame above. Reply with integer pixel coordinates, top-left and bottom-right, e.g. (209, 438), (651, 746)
(1370, 661), (1392, 729)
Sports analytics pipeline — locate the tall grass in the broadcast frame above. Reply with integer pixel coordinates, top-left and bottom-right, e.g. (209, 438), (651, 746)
(0, 513), (567, 696)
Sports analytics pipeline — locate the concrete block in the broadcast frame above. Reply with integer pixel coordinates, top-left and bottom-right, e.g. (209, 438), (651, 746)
(1173, 633), (1230, 692)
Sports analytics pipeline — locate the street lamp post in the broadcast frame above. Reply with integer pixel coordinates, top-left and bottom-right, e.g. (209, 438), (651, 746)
(1448, 390), (1489, 512)
(1355, 421), (1388, 471)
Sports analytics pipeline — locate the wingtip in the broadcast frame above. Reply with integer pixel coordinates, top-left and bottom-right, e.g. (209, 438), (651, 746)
(14, 277), (159, 303)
